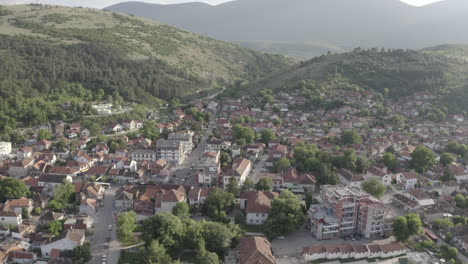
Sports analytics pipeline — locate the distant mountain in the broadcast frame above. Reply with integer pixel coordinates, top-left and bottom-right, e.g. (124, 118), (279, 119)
(106, 0), (468, 58)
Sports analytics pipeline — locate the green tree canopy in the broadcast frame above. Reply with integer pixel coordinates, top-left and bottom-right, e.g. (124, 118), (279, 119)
(0, 178), (31, 203)
(203, 188), (234, 222)
(342, 130), (363, 145)
(49, 220), (64, 236)
(361, 179), (386, 198)
(263, 190), (305, 239)
(241, 178), (255, 193)
(37, 129), (53, 140)
(145, 240), (173, 264)
(142, 212), (185, 251)
(233, 125), (255, 146)
(226, 177), (240, 198)
(275, 158), (291, 173)
(255, 178), (273, 191)
(172, 202), (191, 219)
(73, 242), (92, 264)
(200, 221), (235, 255)
(393, 216), (409, 241)
(260, 129), (276, 145)
(411, 146), (436, 173)
(383, 152), (399, 172)
(117, 211), (137, 243)
(440, 152), (455, 166)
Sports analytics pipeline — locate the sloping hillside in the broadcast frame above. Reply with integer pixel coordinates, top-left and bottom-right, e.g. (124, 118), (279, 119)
(250, 47), (468, 113)
(107, 0), (468, 58)
(0, 4), (292, 130)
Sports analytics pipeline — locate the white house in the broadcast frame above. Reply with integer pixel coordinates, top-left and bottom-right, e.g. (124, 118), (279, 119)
(337, 169), (364, 188)
(40, 230), (84, 257)
(400, 172), (418, 189)
(155, 189), (186, 214)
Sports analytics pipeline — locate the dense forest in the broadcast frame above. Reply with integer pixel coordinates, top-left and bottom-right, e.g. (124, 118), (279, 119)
(253, 48), (468, 114)
(0, 5), (292, 132)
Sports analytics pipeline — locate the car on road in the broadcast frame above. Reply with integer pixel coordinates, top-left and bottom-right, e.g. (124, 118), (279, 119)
(102, 255), (107, 261)
(276, 236), (285, 240)
(108, 225), (112, 231)
(106, 237), (110, 242)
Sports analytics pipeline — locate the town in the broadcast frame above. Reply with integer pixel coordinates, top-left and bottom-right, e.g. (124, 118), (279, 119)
(0, 87), (467, 264)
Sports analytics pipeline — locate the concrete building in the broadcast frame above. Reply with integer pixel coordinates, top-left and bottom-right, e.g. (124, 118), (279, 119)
(131, 148), (157, 162)
(195, 151), (221, 186)
(307, 185), (391, 240)
(156, 139), (184, 165)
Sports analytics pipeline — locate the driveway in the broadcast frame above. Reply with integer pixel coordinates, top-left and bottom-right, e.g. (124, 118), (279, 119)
(250, 154), (269, 183)
(89, 186), (120, 264)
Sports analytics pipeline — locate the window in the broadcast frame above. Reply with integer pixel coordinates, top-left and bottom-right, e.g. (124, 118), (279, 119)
(256, 214), (259, 217)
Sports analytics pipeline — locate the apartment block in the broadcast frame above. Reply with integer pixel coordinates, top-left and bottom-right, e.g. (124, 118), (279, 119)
(308, 185), (391, 240)
(156, 139), (184, 165)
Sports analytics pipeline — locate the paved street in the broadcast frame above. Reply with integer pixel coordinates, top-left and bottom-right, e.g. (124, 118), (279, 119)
(90, 186), (120, 264)
(173, 109), (218, 186)
(250, 154), (269, 183)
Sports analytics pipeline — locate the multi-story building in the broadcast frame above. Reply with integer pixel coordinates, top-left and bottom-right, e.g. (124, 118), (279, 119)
(195, 151), (221, 186)
(222, 158), (253, 188)
(131, 148), (158, 162)
(308, 185), (390, 240)
(168, 132), (194, 155)
(156, 139), (184, 165)
(0, 141), (12, 159)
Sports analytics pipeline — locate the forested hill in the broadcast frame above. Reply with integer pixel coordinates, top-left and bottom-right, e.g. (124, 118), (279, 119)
(250, 48), (468, 114)
(0, 5), (292, 130)
(106, 0), (468, 58)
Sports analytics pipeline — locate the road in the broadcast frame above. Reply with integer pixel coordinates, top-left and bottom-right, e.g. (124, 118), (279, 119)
(250, 154), (269, 183)
(89, 186), (120, 264)
(173, 109), (218, 186)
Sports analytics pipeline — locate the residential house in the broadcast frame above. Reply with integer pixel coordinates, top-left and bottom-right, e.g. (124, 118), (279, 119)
(38, 211), (64, 226)
(114, 191), (134, 211)
(223, 158), (253, 188)
(400, 172), (418, 189)
(17, 147), (33, 160)
(155, 189), (187, 214)
(240, 191), (278, 225)
(237, 236), (276, 264)
(8, 158), (35, 178)
(0, 203), (22, 226)
(40, 230), (84, 257)
(187, 187), (210, 207)
(337, 169), (364, 188)
(79, 199), (97, 215)
(6, 198), (33, 214)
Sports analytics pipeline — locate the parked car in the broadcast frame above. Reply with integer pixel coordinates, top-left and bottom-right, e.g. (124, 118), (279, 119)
(108, 225), (112, 231)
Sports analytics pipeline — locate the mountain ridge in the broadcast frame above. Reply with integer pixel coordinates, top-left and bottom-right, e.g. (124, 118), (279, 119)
(106, 0), (468, 58)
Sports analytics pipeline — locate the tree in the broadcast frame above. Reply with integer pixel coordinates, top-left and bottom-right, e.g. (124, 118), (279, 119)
(201, 221), (234, 255)
(440, 245), (458, 262)
(260, 129), (276, 145)
(140, 121), (160, 141)
(142, 213), (185, 251)
(54, 181), (75, 208)
(73, 242), (91, 264)
(355, 156), (369, 173)
(197, 250), (221, 264)
(406, 213), (423, 235)
(275, 158), (291, 173)
(342, 130), (362, 145)
(117, 211), (137, 243)
(203, 188), (234, 221)
(49, 220), (63, 236)
(361, 179), (386, 198)
(172, 202), (190, 219)
(255, 178), (273, 191)
(233, 125), (255, 146)
(37, 129), (53, 140)
(411, 146), (436, 173)
(145, 240), (173, 264)
(442, 167), (457, 182)
(393, 216), (410, 241)
(393, 214), (423, 242)
(432, 218), (454, 230)
(241, 178), (255, 193)
(226, 177), (240, 198)
(263, 190), (305, 239)
(0, 178), (31, 202)
(383, 152), (399, 172)
(454, 194), (466, 208)
(22, 207), (29, 219)
(440, 153), (455, 166)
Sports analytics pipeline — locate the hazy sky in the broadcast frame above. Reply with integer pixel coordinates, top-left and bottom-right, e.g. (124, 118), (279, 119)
(1, 0), (445, 8)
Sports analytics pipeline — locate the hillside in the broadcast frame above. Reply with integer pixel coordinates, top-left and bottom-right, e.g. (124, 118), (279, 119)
(0, 5), (292, 130)
(107, 0), (468, 58)
(249, 47), (468, 114)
